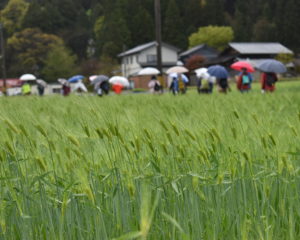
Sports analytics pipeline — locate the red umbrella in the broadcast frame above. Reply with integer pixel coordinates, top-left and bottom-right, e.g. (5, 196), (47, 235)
(231, 61), (255, 73)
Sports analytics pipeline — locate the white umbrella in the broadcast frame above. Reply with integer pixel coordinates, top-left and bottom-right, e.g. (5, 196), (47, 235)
(58, 78), (69, 86)
(138, 67), (160, 76)
(74, 80), (88, 92)
(169, 73), (178, 79)
(89, 75), (98, 82)
(20, 74), (36, 81)
(109, 76), (129, 87)
(166, 66), (188, 74)
(195, 68), (208, 78)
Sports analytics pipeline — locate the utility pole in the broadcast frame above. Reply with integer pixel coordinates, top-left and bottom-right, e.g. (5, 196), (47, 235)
(155, 0), (163, 79)
(0, 23), (7, 95)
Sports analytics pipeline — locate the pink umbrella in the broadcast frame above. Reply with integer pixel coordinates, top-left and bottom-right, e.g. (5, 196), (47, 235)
(231, 61), (255, 73)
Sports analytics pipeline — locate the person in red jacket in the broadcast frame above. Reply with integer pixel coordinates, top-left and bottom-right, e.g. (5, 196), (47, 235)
(112, 84), (123, 94)
(237, 68), (253, 93)
(261, 72), (278, 93)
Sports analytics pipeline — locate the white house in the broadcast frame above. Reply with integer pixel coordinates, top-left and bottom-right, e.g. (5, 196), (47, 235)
(118, 41), (180, 77)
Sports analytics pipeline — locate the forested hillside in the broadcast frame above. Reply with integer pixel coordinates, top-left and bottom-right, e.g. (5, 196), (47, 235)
(0, 0), (299, 79)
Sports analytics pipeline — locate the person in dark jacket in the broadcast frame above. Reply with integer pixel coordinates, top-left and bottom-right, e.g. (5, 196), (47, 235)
(261, 72), (278, 93)
(217, 78), (229, 93)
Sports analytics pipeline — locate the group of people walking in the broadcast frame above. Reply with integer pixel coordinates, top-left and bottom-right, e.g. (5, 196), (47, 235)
(20, 72), (278, 97)
(148, 69), (278, 95)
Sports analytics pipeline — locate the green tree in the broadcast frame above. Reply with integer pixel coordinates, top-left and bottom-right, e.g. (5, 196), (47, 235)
(202, 0), (225, 26)
(182, 0), (203, 36)
(97, 1), (131, 57)
(252, 18), (276, 42)
(129, 5), (154, 46)
(7, 28), (64, 76)
(42, 45), (78, 82)
(279, 0), (300, 51)
(22, 1), (64, 33)
(0, 0), (29, 35)
(275, 53), (294, 64)
(189, 25), (234, 50)
(163, 0), (186, 49)
(94, 16), (105, 41)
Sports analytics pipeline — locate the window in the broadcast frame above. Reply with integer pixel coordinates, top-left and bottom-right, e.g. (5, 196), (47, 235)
(147, 55), (157, 63)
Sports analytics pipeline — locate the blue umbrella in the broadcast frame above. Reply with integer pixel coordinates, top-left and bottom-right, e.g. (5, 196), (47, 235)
(207, 65), (228, 79)
(181, 74), (189, 83)
(68, 75), (85, 83)
(169, 73), (189, 83)
(256, 59), (287, 74)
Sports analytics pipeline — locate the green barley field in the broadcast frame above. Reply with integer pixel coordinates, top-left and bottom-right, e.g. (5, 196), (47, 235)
(0, 81), (300, 240)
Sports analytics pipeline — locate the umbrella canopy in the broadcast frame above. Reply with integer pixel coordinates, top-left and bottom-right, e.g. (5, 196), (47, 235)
(68, 75), (85, 83)
(207, 65), (229, 79)
(138, 67), (160, 76)
(166, 66), (189, 74)
(109, 76), (129, 87)
(256, 59), (287, 73)
(58, 78), (67, 84)
(36, 79), (47, 87)
(169, 73), (178, 79)
(20, 74), (36, 81)
(58, 78), (70, 87)
(91, 75), (109, 85)
(195, 68), (208, 78)
(74, 81), (88, 92)
(231, 61), (255, 73)
(181, 74), (189, 83)
(89, 75), (98, 82)
(168, 73), (189, 85)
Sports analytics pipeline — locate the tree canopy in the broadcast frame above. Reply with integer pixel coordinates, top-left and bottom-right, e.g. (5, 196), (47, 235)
(189, 26), (234, 50)
(0, 0), (299, 79)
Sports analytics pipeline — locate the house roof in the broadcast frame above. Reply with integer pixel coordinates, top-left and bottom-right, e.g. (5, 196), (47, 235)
(229, 42), (293, 55)
(118, 41), (180, 57)
(179, 44), (206, 57)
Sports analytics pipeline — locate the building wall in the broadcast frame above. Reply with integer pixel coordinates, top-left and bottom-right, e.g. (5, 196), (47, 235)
(122, 54), (141, 77)
(120, 46), (178, 78)
(139, 46), (178, 64)
(130, 75), (169, 90)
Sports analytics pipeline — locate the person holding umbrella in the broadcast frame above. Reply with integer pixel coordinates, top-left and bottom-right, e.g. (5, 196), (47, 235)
(169, 73), (189, 95)
(138, 68), (162, 94)
(58, 78), (71, 96)
(36, 79), (47, 96)
(20, 74), (36, 96)
(166, 66), (189, 95)
(148, 75), (162, 94)
(257, 59), (286, 93)
(197, 73), (214, 94)
(90, 75), (110, 96)
(231, 61), (254, 93)
(169, 75), (179, 95)
(217, 78), (229, 93)
(208, 65), (229, 94)
(237, 68), (253, 93)
(21, 81), (31, 96)
(109, 76), (129, 94)
(261, 72), (278, 93)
